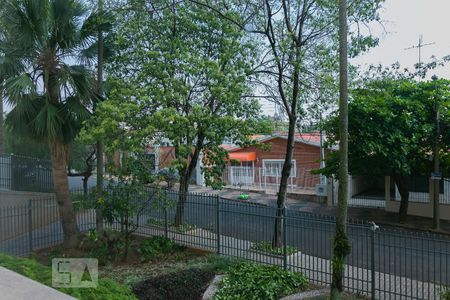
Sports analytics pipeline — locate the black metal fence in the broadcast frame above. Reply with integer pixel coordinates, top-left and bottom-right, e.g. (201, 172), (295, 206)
(0, 153), (53, 192)
(1, 188), (449, 299)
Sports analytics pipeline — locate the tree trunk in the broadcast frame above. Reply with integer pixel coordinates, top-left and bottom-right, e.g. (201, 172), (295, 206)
(175, 176), (189, 226)
(82, 176), (88, 197)
(0, 94), (4, 154)
(96, 142), (104, 235)
(50, 140), (80, 248)
(174, 134), (205, 226)
(272, 115), (296, 248)
(331, 0), (350, 297)
(394, 174), (409, 223)
(95, 0), (105, 236)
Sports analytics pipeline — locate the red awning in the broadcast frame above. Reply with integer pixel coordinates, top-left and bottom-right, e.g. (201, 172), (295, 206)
(229, 152), (256, 162)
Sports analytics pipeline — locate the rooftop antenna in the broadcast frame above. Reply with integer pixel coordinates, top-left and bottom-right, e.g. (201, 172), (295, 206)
(405, 35), (435, 79)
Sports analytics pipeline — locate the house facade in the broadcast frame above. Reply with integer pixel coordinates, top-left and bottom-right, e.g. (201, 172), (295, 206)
(222, 134), (324, 192)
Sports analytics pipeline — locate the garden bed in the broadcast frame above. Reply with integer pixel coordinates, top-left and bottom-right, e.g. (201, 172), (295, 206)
(11, 232), (345, 300)
(133, 268), (214, 300)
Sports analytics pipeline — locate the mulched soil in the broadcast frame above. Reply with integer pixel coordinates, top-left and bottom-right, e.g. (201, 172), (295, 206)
(133, 268), (214, 300)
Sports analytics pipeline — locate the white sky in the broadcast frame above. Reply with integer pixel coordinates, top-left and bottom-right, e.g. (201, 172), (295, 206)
(351, 0), (450, 80)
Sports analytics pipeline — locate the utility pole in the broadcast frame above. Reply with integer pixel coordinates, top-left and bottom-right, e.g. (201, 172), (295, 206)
(432, 75), (441, 230)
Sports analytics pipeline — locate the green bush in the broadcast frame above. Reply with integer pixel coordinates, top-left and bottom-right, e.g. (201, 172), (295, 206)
(0, 253), (137, 300)
(79, 229), (127, 265)
(214, 262), (308, 300)
(250, 241), (298, 256)
(441, 288), (450, 300)
(138, 236), (181, 262)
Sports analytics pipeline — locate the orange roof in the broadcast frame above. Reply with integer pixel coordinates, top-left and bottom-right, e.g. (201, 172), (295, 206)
(229, 152), (256, 162)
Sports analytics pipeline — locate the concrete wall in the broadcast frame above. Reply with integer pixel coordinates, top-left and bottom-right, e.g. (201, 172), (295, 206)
(385, 176), (450, 221)
(327, 175), (358, 206)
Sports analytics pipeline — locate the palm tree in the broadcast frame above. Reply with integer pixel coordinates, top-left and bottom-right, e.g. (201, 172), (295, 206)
(0, 0), (96, 247)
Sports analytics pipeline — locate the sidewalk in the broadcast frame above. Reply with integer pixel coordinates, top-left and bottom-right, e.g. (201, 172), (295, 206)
(186, 184), (450, 234)
(0, 267), (75, 300)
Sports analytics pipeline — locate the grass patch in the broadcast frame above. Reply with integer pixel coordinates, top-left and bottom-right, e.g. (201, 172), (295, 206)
(0, 253), (137, 300)
(214, 262), (308, 300)
(146, 217), (197, 233)
(250, 241), (298, 256)
(133, 268), (214, 300)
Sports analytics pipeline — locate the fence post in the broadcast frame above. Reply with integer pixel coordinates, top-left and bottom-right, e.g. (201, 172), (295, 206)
(370, 221), (379, 300)
(216, 194), (221, 255)
(282, 205), (287, 270)
(28, 199), (33, 255)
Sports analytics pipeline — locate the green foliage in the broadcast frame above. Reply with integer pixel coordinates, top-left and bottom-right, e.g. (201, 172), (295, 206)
(137, 236), (180, 262)
(157, 168), (179, 189)
(100, 0), (269, 191)
(250, 241), (298, 256)
(0, 253), (137, 300)
(79, 229), (127, 265)
(441, 288), (450, 300)
(214, 262), (308, 300)
(1, 0), (96, 146)
(322, 78), (450, 177)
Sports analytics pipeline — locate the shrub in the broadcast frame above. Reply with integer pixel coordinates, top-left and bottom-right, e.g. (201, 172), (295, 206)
(214, 262), (308, 300)
(138, 236), (180, 262)
(158, 168), (179, 188)
(250, 241), (298, 256)
(0, 253), (137, 300)
(133, 268), (213, 300)
(79, 229), (128, 265)
(441, 288), (450, 300)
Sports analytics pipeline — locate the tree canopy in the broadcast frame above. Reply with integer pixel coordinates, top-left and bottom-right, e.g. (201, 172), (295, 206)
(324, 78), (450, 177)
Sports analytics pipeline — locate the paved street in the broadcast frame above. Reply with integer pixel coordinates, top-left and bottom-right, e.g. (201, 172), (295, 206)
(1, 189), (449, 290)
(142, 194), (450, 285)
(68, 176), (97, 190)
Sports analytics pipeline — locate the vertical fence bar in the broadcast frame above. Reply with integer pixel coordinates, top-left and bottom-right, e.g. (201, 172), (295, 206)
(282, 205), (287, 270)
(28, 199), (33, 255)
(370, 222), (378, 300)
(216, 194), (221, 255)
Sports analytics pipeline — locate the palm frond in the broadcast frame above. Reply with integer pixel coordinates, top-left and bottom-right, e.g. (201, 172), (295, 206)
(59, 64), (94, 100)
(3, 73), (36, 102)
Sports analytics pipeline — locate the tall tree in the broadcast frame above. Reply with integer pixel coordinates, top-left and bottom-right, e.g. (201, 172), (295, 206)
(0, 97), (3, 154)
(95, 0), (105, 236)
(323, 78), (450, 224)
(0, 0), (96, 247)
(192, 0), (384, 248)
(104, 0), (268, 225)
(331, 0), (350, 297)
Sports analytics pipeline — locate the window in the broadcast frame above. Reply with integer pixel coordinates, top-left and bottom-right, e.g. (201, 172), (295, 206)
(262, 159), (296, 177)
